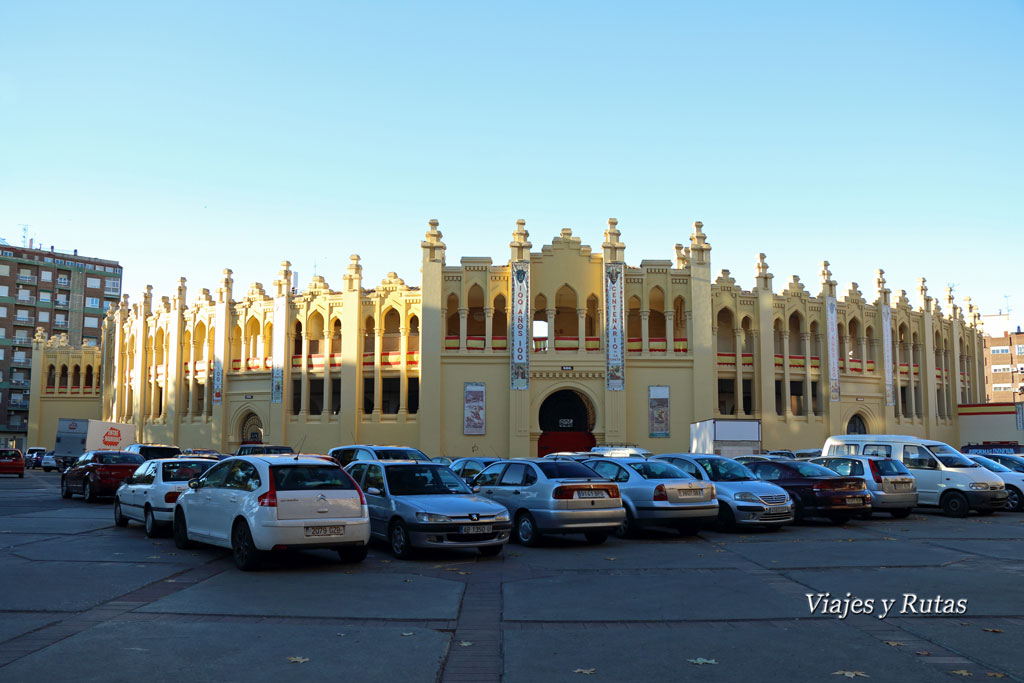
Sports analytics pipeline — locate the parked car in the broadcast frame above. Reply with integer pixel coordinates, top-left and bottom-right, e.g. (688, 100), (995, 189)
(472, 459), (624, 546)
(124, 443), (183, 460)
(174, 455), (370, 570)
(234, 444), (295, 457)
(746, 460), (871, 525)
(542, 452), (595, 463)
(822, 435), (1007, 517)
(766, 450), (796, 458)
(345, 460), (510, 558)
(115, 458), (218, 536)
(449, 457), (501, 484)
(810, 455), (917, 518)
(590, 444), (652, 458)
(793, 449), (823, 459)
(582, 457), (717, 535)
(431, 456), (453, 466)
(734, 455), (791, 465)
(41, 452), (57, 472)
(0, 449), (25, 478)
(967, 455), (1024, 512)
(182, 448), (222, 459)
(651, 454), (794, 529)
(25, 447), (46, 469)
(328, 444), (432, 466)
(981, 452), (1024, 474)
(61, 451), (145, 502)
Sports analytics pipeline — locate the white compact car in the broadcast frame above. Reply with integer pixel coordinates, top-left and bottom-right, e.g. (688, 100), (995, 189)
(173, 455), (371, 570)
(115, 458), (218, 537)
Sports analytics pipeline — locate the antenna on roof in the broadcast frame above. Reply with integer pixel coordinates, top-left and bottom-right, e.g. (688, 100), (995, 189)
(18, 224), (30, 247)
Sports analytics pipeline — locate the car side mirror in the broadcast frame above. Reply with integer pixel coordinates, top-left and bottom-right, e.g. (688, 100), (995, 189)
(472, 485), (481, 493)
(366, 487), (382, 496)
(188, 478), (201, 489)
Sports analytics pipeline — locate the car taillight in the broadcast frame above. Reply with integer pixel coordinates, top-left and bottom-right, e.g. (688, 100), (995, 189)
(812, 481), (832, 491)
(868, 460), (882, 483)
(341, 467), (366, 506)
(164, 491), (180, 504)
(653, 484), (668, 501)
(258, 469), (278, 507)
(552, 486), (572, 500)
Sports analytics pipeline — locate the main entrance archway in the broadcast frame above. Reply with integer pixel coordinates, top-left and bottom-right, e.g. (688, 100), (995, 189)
(240, 412), (264, 443)
(846, 413), (868, 435)
(537, 389), (596, 457)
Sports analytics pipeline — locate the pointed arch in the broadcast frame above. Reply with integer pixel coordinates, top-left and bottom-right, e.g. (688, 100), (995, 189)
(307, 311), (325, 354)
(492, 294), (507, 339)
(155, 328), (166, 366)
(230, 324), (243, 363)
(293, 319), (303, 355)
(72, 364), (81, 388)
(84, 365), (94, 389)
(554, 284), (578, 339)
(673, 296), (687, 350)
(330, 318), (341, 354)
(383, 308), (401, 353)
(364, 314), (376, 354)
(716, 307), (736, 354)
(245, 316), (261, 359)
(627, 295), (642, 341)
(446, 293), (460, 337)
(467, 284), (485, 337)
(192, 323), (206, 361)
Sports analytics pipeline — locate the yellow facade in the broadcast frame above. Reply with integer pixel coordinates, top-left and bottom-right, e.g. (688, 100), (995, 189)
(28, 220), (985, 457)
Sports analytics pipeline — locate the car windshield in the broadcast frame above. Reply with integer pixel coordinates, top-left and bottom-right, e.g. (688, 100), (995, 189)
(261, 446), (295, 454)
(385, 465), (471, 495)
(376, 448), (431, 461)
(162, 461), (216, 481)
(537, 462), (600, 479)
(0, 449), (20, 458)
(627, 461), (691, 480)
(925, 444), (977, 468)
(970, 456), (1011, 473)
(874, 459), (911, 475)
(272, 465), (357, 490)
(97, 453), (144, 465)
(995, 456), (1024, 473)
(139, 446), (181, 459)
(695, 458), (755, 482)
(786, 462), (837, 477)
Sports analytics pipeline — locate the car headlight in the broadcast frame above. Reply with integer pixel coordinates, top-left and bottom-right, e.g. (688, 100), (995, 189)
(415, 512), (452, 523)
(969, 483), (989, 491)
(494, 510), (510, 522)
(734, 491), (760, 503)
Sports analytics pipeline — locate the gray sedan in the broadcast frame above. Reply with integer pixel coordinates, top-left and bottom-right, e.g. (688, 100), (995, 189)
(583, 458), (717, 536)
(345, 461), (511, 559)
(473, 459), (625, 546)
(810, 455), (918, 518)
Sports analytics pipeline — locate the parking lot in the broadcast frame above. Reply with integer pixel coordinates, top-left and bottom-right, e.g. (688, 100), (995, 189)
(1, 469), (1023, 683)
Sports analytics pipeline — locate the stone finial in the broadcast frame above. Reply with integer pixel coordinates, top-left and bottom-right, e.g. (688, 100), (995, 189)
(689, 221), (710, 266)
(344, 254), (363, 292)
(673, 243), (690, 269)
(119, 294), (129, 311)
(755, 253), (773, 291)
(174, 277), (187, 310)
(819, 261), (836, 298)
(422, 219), (446, 263)
(945, 285), (954, 307)
(143, 285), (153, 315)
(33, 326), (48, 342)
(274, 261), (293, 297)
(786, 275), (807, 296)
(510, 219), (532, 261)
(917, 277), (931, 311)
(160, 296), (171, 313)
(874, 269), (890, 306)
(217, 268), (234, 304)
(602, 218), (626, 262)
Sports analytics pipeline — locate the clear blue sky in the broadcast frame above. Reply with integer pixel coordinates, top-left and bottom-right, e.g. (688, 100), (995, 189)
(1, 1), (1021, 320)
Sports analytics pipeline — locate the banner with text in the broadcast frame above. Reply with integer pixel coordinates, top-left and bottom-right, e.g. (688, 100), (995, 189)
(826, 296), (840, 402)
(881, 305), (895, 406)
(605, 263), (625, 391)
(464, 382), (486, 435)
(271, 297), (287, 403)
(510, 261), (530, 390)
(213, 304), (226, 406)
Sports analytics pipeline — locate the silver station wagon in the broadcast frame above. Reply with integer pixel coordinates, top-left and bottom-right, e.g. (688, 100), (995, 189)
(345, 460), (511, 559)
(583, 457), (717, 535)
(810, 455), (918, 518)
(472, 459), (625, 546)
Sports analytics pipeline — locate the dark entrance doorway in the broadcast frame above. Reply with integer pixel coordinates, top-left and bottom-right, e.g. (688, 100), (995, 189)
(537, 389), (596, 457)
(240, 412), (264, 443)
(846, 413), (868, 435)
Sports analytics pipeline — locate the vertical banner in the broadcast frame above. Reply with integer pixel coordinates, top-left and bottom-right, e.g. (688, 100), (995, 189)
(825, 296), (840, 402)
(605, 263), (625, 391)
(212, 305), (226, 405)
(463, 382), (486, 435)
(510, 261), (530, 390)
(649, 385), (670, 437)
(271, 297), (287, 403)
(1015, 403), (1023, 431)
(881, 305), (895, 406)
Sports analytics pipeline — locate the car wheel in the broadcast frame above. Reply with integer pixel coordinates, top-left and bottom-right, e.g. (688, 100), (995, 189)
(82, 479), (95, 504)
(389, 520), (415, 559)
(717, 502), (737, 531)
(337, 546), (369, 563)
(113, 499), (129, 527)
(828, 514), (852, 526)
(941, 491), (969, 518)
(173, 509), (193, 549)
(144, 506), (160, 538)
(1005, 486), (1022, 512)
(514, 511), (541, 547)
(614, 508), (636, 538)
(890, 508), (913, 519)
(231, 520), (262, 571)
(60, 477), (72, 499)
(583, 532), (608, 545)
(478, 544), (503, 557)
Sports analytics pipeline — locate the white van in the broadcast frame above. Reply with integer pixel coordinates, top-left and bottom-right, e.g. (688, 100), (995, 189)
(821, 435), (1007, 517)
(590, 444), (652, 458)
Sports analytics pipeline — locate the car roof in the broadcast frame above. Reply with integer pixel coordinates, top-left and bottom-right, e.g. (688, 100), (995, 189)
(245, 455), (335, 466)
(150, 457), (215, 464)
(372, 460), (445, 467)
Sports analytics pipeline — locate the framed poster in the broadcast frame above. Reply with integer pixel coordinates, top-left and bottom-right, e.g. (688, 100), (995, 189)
(605, 263), (625, 391)
(649, 385), (670, 437)
(463, 382), (486, 435)
(825, 295), (840, 402)
(510, 261), (530, 390)
(881, 305), (895, 407)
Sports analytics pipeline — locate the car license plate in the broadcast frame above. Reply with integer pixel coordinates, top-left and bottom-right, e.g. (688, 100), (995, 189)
(846, 497), (863, 506)
(577, 490), (606, 499)
(768, 506), (789, 514)
(304, 525), (345, 537)
(460, 524), (492, 534)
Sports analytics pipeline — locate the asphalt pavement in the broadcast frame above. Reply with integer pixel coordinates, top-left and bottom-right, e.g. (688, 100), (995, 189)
(1, 468), (1022, 682)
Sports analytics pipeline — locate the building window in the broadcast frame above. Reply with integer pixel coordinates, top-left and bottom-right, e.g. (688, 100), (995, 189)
(1, 250), (13, 257)
(84, 316), (98, 328)
(39, 311), (50, 323)
(39, 291), (51, 303)
(41, 271), (52, 282)
(408, 378), (419, 414)
(0, 306), (6, 318)
(44, 257), (53, 263)
(0, 285), (6, 297)
(1017, 345), (1024, 355)
(86, 277), (101, 288)
(992, 365), (1013, 373)
(991, 347), (1010, 355)
(86, 297), (100, 309)
(55, 259), (64, 265)
(992, 384), (1013, 392)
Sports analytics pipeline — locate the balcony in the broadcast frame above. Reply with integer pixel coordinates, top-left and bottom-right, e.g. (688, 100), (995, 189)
(104, 287), (120, 296)
(56, 278), (71, 288)
(54, 300), (69, 309)
(12, 338), (32, 347)
(13, 316), (34, 326)
(17, 295), (36, 305)
(53, 320), (69, 329)
(9, 378), (29, 387)
(17, 274), (37, 285)
(8, 400), (29, 410)
(11, 358), (32, 367)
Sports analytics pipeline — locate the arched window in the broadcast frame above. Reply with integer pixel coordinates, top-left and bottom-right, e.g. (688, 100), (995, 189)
(446, 293), (460, 337)
(741, 316), (754, 354)
(553, 285), (578, 340)
(649, 287), (666, 346)
(716, 308), (735, 354)
(72, 364), (81, 387)
(466, 285), (485, 337)
(492, 295), (508, 339)
(865, 325), (876, 362)
(293, 320), (303, 355)
(810, 321), (821, 358)
(364, 315), (375, 354)
(230, 325), (242, 363)
(47, 364), (56, 388)
(59, 365), (69, 389)
(585, 295), (599, 341)
(789, 312), (804, 356)
(627, 296), (642, 342)
(331, 319), (342, 354)
(533, 294), (549, 348)
(408, 315), (420, 353)
(673, 296), (687, 351)
(193, 323), (206, 361)
(383, 308), (401, 352)
(245, 317), (261, 359)
(307, 312), (325, 355)
(154, 329), (165, 366)
(773, 319), (783, 356)
(263, 322), (273, 358)
(84, 365), (94, 388)
(847, 414), (868, 434)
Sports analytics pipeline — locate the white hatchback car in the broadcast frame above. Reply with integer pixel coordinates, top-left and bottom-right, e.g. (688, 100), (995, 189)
(115, 458), (218, 537)
(173, 455), (371, 570)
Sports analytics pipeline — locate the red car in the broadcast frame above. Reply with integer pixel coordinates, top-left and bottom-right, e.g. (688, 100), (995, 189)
(0, 449), (25, 478)
(61, 450), (145, 502)
(746, 460), (871, 525)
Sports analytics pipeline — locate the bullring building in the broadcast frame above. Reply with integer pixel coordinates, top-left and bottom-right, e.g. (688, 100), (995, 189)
(27, 220), (985, 458)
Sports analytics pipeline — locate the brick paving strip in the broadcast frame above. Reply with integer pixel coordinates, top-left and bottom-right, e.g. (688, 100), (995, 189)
(438, 562), (505, 683)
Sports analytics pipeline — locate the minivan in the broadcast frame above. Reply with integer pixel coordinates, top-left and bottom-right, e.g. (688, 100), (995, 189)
(821, 435), (1007, 517)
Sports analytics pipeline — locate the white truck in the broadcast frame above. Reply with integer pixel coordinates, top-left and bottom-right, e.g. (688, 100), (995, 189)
(690, 419), (762, 458)
(53, 419), (137, 470)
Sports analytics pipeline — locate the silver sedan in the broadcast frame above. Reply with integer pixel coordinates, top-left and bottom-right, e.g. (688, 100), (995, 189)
(345, 461), (511, 559)
(583, 458), (717, 536)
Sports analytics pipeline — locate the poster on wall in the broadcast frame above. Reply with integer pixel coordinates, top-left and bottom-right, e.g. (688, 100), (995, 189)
(271, 296), (287, 403)
(213, 304), (226, 406)
(510, 261), (530, 390)
(825, 296), (841, 402)
(881, 305), (895, 406)
(605, 263), (625, 391)
(649, 385), (670, 437)
(463, 382), (486, 435)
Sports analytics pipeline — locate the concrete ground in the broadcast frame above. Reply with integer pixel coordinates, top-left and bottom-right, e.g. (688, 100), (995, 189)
(1, 468), (1022, 682)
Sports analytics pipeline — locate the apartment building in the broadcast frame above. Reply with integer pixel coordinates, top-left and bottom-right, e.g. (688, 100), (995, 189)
(983, 325), (1024, 403)
(0, 239), (122, 449)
